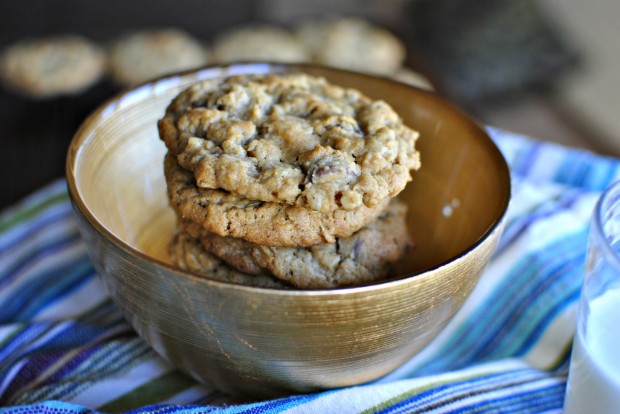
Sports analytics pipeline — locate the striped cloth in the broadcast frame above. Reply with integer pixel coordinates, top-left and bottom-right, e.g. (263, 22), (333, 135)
(0, 127), (616, 413)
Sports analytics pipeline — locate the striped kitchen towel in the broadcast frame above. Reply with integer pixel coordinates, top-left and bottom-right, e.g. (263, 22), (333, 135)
(0, 128), (616, 413)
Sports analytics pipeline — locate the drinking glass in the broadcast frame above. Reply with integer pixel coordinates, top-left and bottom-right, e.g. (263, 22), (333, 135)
(564, 180), (620, 413)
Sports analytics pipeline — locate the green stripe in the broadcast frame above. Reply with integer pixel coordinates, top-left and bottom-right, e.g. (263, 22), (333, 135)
(98, 370), (196, 412)
(0, 192), (68, 233)
(361, 371), (493, 414)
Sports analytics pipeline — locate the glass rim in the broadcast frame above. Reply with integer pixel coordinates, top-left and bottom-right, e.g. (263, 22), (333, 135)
(593, 179), (620, 273)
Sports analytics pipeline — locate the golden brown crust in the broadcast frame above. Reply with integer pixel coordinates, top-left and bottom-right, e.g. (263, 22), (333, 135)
(158, 73), (420, 213)
(181, 199), (414, 289)
(164, 153), (390, 247)
(169, 232), (289, 289)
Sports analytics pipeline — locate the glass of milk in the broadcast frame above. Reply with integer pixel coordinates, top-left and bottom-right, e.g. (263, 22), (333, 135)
(564, 180), (620, 413)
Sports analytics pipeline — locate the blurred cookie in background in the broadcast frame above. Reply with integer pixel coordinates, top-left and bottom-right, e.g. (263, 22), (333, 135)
(108, 28), (210, 86)
(296, 17), (406, 75)
(212, 25), (311, 63)
(0, 35), (106, 99)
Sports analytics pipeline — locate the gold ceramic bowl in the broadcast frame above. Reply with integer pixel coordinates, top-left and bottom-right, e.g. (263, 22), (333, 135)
(66, 63), (511, 398)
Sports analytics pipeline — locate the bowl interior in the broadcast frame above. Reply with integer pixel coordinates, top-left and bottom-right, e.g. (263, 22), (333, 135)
(67, 63), (510, 281)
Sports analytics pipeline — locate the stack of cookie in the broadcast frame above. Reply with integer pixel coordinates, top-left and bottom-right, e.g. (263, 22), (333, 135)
(158, 73), (421, 289)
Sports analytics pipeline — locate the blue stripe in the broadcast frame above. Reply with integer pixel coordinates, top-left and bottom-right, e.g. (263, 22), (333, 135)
(0, 322), (53, 367)
(233, 392), (325, 414)
(0, 401), (97, 413)
(9, 336), (151, 404)
(476, 246), (584, 358)
(491, 128), (620, 192)
(512, 276), (582, 358)
(512, 142), (541, 177)
(494, 186), (583, 255)
(375, 369), (537, 414)
(41, 339), (152, 403)
(0, 257), (95, 323)
(0, 230), (84, 290)
(396, 370), (542, 414)
(587, 161), (619, 191)
(452, 382), (565, 414)
(0, 203), (73, 256)
(467, 238), (583, 361)
(0, 318), (133, 396)
(0, 321), (97, 384)
(416, 231), (585, 374)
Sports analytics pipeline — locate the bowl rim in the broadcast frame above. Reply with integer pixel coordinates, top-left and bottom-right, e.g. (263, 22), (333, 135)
(66, 62), (511, 294)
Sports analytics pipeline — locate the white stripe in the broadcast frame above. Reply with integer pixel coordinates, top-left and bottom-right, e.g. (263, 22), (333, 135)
(0, 242), (87, 305)
(0, 185), (69, 253)
(377, 226), (533, 382)
(284, 360), (534, 414)
(379, 181), (595, 382)
(425, 376), (563, 414)
(524, 304), (578, 370)
(161, 384), (215, 405)
(33, 275), (109, 321)
(0, 179), (66, 223)
(0, 358), (28, 398)
(13, 324), (143, 405)
(0, 210), (76, 263)
(69, 358), (173, 409)
(0, 324), (20, 342)
(529, 146), (569, 182)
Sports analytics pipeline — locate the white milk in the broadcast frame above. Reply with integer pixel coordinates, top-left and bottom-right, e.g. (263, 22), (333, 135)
(564, 289), (620, 413)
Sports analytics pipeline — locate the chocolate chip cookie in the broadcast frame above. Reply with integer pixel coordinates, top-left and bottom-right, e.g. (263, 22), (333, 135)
(108, 29), (209, 86)
(164, 153), (389, 247)
(295, 17), (406, 75)
(212, 25), (310, 63)
(181, 198), (414, 289)
(170, 232), (289, 289)
(158, 73), (420, 213)
(0, 35), (105, 98)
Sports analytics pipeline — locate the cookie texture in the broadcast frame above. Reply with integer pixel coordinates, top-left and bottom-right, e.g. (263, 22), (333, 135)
(158, 73), (420, 213)
(182, 199), (414, 289)
(170, 233), (289, 289)
(212, 25), (310, 63)
(164, 153), (389, 247)
(108, 29), (209, 86)
(0, 35), (105, 98)
(296, 17), (406, 75)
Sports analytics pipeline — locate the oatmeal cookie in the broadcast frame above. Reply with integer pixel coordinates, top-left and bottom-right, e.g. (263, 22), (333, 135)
(0, 35), (105, 98)
(170, 232), (289, 288)
(182, 199), (414, 289)
(164, 153), (389, 247)
(158, 73), (420, 213)
(296, 17), (406, 75)
(108, 29), (209, 86)
(212, 25), (310, 63)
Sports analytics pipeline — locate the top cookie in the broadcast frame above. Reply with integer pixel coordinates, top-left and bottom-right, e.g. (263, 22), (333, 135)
(108, 29), (209, 86)
(0, 35), (105, 98)
(295, 17), (406, 75)
(158, 73), (420, 213)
